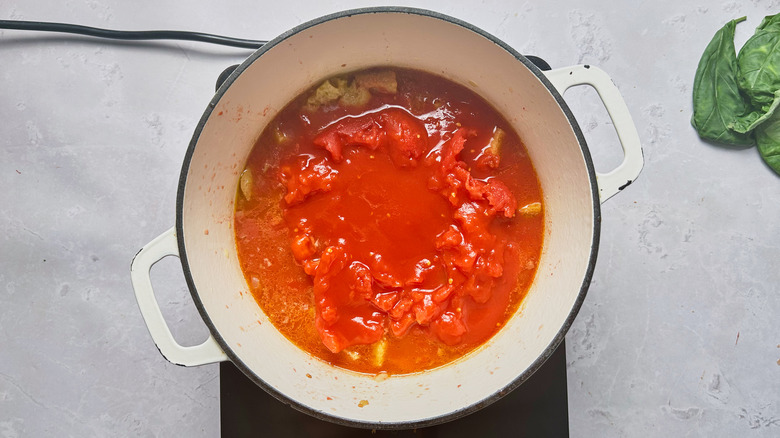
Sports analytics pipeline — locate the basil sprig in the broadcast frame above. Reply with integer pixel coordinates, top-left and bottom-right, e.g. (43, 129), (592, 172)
(692, 14), (780, 175)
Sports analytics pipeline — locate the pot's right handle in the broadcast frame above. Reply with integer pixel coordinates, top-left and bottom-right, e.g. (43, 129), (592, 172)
(131, 227), (227, 366)
(543, 65), (643, 203)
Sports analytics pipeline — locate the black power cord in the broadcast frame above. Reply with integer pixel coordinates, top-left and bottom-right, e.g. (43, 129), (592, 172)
(0, 20), (267, 49)
(0, 21), (556, 73)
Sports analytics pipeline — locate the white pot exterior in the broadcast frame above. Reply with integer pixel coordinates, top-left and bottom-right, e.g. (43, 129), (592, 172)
(177, 8), (599, 427)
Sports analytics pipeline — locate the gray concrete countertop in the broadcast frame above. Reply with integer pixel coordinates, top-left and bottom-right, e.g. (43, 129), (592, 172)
(2, 0), (778, 436)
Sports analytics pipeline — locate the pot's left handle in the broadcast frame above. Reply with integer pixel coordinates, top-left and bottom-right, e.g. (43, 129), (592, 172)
(131, 227), (228, 366)
(543, 65), (643, 204)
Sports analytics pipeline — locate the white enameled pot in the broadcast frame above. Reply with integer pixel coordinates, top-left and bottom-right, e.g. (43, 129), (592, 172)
(130, 7), (643, 429)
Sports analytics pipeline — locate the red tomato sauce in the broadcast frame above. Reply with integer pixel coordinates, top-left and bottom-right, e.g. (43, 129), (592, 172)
(234, 68), (544, 374)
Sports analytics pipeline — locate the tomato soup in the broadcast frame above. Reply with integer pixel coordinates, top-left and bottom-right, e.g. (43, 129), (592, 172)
(234, 68), (544, 375)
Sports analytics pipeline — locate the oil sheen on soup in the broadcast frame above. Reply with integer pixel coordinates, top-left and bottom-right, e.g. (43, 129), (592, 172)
(234, 68), (544, 375)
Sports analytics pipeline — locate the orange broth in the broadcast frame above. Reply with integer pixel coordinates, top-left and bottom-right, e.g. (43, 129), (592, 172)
(234, 68), (544, 375)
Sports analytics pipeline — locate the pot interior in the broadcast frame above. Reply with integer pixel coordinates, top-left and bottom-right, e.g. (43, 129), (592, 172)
(177, 8), (597, 427)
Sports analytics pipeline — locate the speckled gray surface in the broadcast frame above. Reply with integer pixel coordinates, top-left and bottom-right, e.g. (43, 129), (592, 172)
(2, 0), (779, 436)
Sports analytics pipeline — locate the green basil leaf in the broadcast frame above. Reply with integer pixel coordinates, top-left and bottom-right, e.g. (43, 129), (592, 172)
(737, 14), (780, 109)
(755, 113), (780, 175)
(692, 17), (754, 145)
(732, 89), (780, 133)
(756, 13), (780, 32)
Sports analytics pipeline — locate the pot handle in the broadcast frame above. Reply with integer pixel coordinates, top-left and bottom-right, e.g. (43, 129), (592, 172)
(543, 65), (643, 203)
(130, 227), (228, 366)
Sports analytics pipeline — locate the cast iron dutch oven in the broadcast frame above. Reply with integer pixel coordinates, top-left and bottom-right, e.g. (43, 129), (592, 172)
(131, 7), (643, 429)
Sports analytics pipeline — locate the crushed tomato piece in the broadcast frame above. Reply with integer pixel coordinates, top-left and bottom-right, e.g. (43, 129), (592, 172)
(313, 245), (385, 353)
(313, 108), (428, 167)
(280, 157), (338, 205)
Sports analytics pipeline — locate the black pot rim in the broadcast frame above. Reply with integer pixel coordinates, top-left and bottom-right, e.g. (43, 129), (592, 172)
(175, 6), (600, 430)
